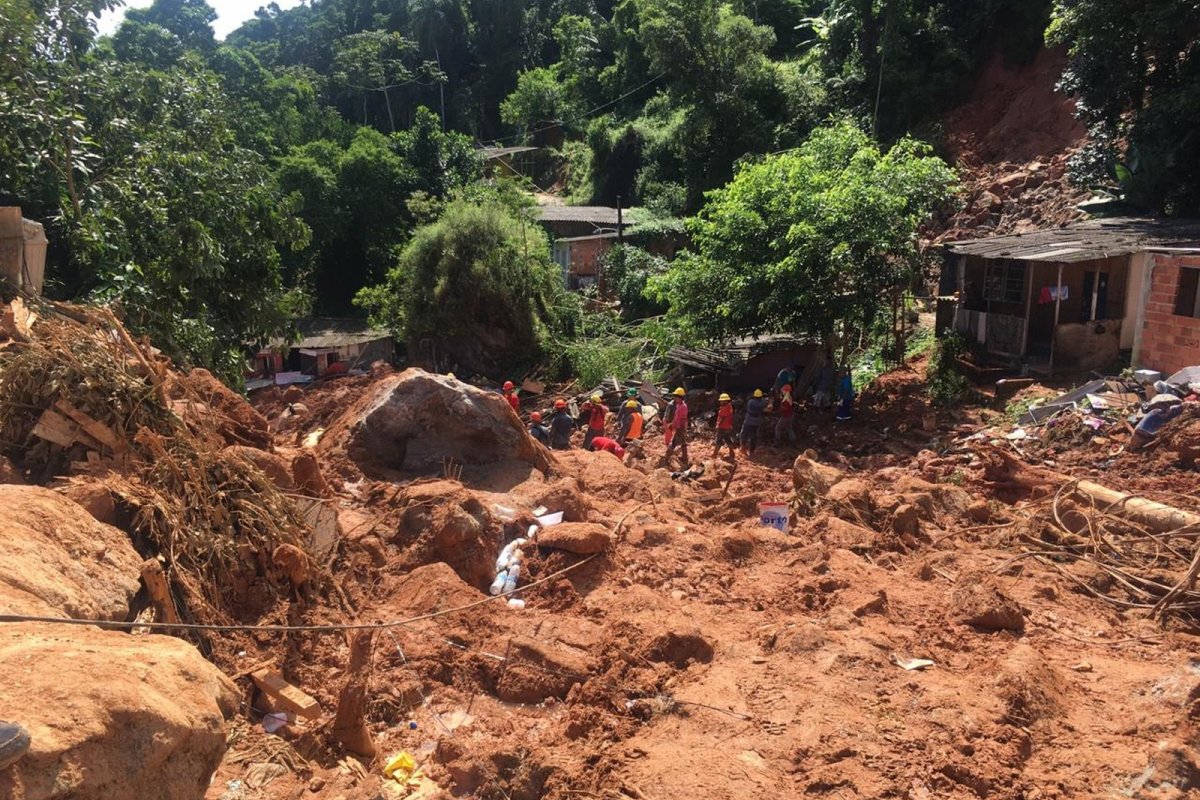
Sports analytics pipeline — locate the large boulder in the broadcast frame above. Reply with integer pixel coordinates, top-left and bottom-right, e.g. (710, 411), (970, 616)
(0, 485), (141, 620)
(332, 369), (553, 477)
(0, 623), (237, 800)
(537, 522), (612, 555)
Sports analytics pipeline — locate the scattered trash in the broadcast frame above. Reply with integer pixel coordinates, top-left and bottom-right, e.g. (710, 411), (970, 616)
(301, 427), (325, 449)
(383, 751), (421, 784)
(890, 654), (935, 671)
(492, 504), (516, 523)
(407, 720), (418, 730)
(506, 598), (526, 610)
(491, 537), (527, 595)
(758, 502), (790, 532)
(261, 712), (289, 733)
(1005, 428), (1027, 441)
(532, 505), (548, 517)
(1071, 661), (1093, 673)
(535, 511), (564, 527)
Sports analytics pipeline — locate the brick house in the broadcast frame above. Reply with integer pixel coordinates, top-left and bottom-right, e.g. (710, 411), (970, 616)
(943, 218), (1200, 374)
(1131, 250), (1200, 376)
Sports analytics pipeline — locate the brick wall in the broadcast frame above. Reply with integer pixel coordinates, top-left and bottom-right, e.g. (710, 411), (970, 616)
(1137, 254), (1200, 375)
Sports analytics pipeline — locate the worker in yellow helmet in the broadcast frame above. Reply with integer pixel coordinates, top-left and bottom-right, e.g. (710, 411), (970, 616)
(662, 387), (689, 468)
(713, 393), (736, 460)
(740, 388), (767, 455)
(617, 398), (643, 445)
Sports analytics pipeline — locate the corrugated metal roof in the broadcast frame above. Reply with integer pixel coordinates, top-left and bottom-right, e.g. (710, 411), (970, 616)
(669, 334), (815, 373)
(945, 217), (1200, 262)
(478, 146), (538, 159)
(556, 232), (622, 243)
(270, 318), (392, 349)
(536, 205), (629, 225)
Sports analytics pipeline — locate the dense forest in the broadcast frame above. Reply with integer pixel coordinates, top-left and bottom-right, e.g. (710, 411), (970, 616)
(0, 0), (1197, 382)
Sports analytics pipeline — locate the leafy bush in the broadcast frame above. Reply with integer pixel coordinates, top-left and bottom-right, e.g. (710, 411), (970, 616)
(927, 332), (971, 407)
(356, 195), (565, 375)
(599, 245), (670, 321)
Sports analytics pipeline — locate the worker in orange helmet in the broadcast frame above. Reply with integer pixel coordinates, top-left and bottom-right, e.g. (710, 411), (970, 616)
(528, 410), (551, 446)
(502, 380), (520, 414)
(662, 387), (690, 468)
(549, 399), (574, 450)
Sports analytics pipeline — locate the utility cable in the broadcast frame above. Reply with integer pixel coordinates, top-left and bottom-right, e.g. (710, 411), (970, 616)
(0, 553), (600, 634)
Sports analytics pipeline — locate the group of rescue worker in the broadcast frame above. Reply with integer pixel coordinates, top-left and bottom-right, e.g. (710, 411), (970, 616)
(503, 364), (856, 469)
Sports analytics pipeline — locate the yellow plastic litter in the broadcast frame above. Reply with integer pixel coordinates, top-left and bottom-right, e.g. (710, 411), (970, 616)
(383, 751), (421, 784)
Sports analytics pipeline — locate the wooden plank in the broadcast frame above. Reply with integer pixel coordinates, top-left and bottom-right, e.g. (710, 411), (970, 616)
(54, 399), (122, 452)
(31, 409), (80, 448)
(140, 559), (180, 625)
(252, 669), (322, 720)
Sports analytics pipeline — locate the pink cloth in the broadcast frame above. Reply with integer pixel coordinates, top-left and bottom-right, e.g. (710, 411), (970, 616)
(672, 401), (689, 430)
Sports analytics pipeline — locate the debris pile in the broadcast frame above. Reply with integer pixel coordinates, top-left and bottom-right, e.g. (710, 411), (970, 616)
(0, 296), (321, 632)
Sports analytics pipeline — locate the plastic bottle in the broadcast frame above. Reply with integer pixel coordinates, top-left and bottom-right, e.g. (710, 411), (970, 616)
(489, 569), (508, 596)
(506, 598), (526, 610)
(502, 563), (521, 594)
(494, 538), (527, 573)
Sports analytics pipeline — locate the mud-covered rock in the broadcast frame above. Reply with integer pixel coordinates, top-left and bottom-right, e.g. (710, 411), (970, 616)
(337, 369), (553, 476)
(994, 644), (1065, 725)
(535, 477), (590, 522)
(537, 522), (611, 555)
(643, 627), (714, 668)
(223, 445), (293, 490)
(0, 485), (140, 619)
(0, 454), (23, 484)
(291, 452), (331, 498)
(173, 368), (272, 449)
(954, 570), (1025, 632)
(496, 637), (593, 703)
(793, 456), (845, 496)
(57, 478), (118, 526)
(826, 479), (874, 523)
(0, 623), (237, 800)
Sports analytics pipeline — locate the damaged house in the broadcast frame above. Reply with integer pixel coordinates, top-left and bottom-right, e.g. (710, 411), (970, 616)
(944, 217), (1200, 374)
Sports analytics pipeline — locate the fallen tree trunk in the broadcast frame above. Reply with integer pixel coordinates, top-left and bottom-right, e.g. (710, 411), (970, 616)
(1071, 480), (1200, 534)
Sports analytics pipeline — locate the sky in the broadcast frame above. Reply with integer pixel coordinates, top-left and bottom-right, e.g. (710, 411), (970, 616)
(97, 0), (305, 40)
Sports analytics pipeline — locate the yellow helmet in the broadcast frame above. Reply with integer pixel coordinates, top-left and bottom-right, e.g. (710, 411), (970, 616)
(673, 387), (685, 397)
(625, 399), (639, 408)
(718, 393), (731, 402)
(590, 394), (601, 403)
(753, 389), (764, 398)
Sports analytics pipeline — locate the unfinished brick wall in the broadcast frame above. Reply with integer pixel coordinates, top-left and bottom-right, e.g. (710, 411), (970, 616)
(1138, 254), (1200, 375)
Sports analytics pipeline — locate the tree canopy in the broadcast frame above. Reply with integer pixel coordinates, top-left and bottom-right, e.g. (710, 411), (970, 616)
(651, 122), (955, 346)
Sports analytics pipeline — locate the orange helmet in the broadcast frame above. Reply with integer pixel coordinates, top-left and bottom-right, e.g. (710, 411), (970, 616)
(555, 399), (567, 409)
(503, 380), (514, 391)
(782, 384), (792, 393)
(531, 411), (542, 423)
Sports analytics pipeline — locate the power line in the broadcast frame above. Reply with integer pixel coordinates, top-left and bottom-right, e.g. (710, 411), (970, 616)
(483, 71), (667, 147)
(0, 553), (599, 634)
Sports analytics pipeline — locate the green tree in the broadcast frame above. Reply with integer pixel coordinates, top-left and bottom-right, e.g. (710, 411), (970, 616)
(500, 66), (577, 129)
(1048, 0), (1200, 214)
(124, 0), (217, 52)
(650, 122), (955, 352)
(356, 194), (566, 374)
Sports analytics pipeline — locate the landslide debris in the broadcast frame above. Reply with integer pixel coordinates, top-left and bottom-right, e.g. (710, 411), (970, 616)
(322, 368), (553, 480)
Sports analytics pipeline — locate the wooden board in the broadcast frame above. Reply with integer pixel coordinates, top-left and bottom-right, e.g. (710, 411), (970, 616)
(252, 669), (322, 720)
(54, 399), (123, 452)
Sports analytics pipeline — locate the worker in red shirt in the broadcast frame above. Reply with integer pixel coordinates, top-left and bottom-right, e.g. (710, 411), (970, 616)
(774, 384), (797, 445)
(502, 380), (520, 414)
(582, 393), (607, 449)
(588, 436), (641, 464)
(713, 392), (736, 460)
(662, 387), (689, 468)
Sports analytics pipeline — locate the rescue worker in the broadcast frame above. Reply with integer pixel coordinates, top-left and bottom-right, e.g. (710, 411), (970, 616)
(582, 393), (607, 449)
(713, 393), (737, 460)
(835, 369), (855, 422)
(528, 411), (551, 446)
(774, 364), (799, 400)
(589, 435), (641, 464)
(813, 361), (836, 409)
(502, 380), (520, 414)
(741, 389), (767, 454)
(662, 387), (690, 468)
(774, 384), (797, 445)
(618, 399), (644, 445)
(549, 399), (575, 450)
(615, 387), (638, 430)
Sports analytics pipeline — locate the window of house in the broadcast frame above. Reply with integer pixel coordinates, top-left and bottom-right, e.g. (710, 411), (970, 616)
(983, 259), (1026, 304)
(1175, 267), (1200, 319)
